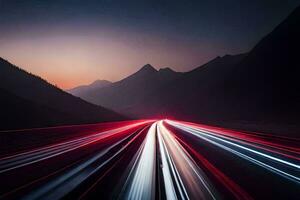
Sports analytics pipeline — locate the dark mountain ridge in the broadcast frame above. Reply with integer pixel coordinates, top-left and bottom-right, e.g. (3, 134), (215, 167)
(78, 64), (183, 114)
(72, 6), (300, 136)
(139, 6), (300, 136)
(128, 53), (247, 119)
(68, 80), (112, 96)
(0, 58), (125, 130)
(145, 6), (300, 122)
(222, 5), (300, 122)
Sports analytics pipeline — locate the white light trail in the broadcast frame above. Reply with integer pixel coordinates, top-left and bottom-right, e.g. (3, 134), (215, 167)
(167, 120), (300, 183)
(0, 122), (146, 173)
(158, 121), (218, 200)
(122, 123), (157, 200)
(22, 125), (149, 200)
(157, 123), (185, 200)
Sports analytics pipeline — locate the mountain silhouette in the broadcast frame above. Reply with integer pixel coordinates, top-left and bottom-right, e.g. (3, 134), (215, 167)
(146, 6), (300, 135)
(77, 64), (183, 114)
(0, 58), (125, 130)
(72, 6), (300, 136)
(68, 80), (112, 96)
(0, 88), (76, 130)
(223, 5), (300, 121)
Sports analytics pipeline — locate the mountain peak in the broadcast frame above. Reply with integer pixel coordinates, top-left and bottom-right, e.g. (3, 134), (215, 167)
(138, 64), (157, 73)
(67, 79), (112, 95)
(90, 80), (112, 87)
(158, 67), (176, 74)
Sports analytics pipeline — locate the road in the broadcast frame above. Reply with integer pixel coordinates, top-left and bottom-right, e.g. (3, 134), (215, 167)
(0, 120), (299, 199)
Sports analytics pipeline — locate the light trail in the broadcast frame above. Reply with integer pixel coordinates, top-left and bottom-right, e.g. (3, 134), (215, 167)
(121, 122), (157, 200)
(173, 135), (253, 200)
(22, 125), (149, 200)
(172, 120), (300, 159)
(157, 123), (184, 200)
(167, 120), (299, 157)
(0, 121), (148, 173)
(157, 121), (218, 200)
(166, 120), (300, 184)
(0, 119), (298, 199)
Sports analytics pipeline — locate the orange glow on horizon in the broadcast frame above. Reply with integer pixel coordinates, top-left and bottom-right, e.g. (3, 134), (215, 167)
(0, 28), (221, 90)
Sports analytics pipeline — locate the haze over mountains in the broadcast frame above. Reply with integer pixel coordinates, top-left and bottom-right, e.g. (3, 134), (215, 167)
(69, 64), (183, 113)
(68, 80), (112, 96)
(70, 6), (300, 135)
(0, 58), (124, 130)
(1, 6), (299, 135)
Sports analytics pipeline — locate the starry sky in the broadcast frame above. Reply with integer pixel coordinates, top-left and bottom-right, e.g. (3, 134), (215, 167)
(0, 0), (299, 89)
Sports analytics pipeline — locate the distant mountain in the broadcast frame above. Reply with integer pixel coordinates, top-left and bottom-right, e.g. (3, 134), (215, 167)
(73, 56), (246, 118)
(126, 54), (247, 119)
(67, 80), (112, 96)
(72, 6), (300, 136)
(77, 64), (183, 114)
(223, 5), (300, 123)
(137, 6), (300, 135)
(0, 58), (125, 130)
(145, 6), (300, 119)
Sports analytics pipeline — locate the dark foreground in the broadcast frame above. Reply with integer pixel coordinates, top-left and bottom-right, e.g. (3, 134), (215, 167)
(0, 120), (299, 200)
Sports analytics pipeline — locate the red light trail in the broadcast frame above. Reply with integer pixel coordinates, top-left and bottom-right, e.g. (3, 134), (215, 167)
(0, 120), (299, 199)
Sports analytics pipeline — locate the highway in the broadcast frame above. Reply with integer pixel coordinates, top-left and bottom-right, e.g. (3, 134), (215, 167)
(0, 120), (299, 199)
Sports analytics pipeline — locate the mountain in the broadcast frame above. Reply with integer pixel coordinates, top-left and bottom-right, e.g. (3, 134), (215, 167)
(0, 88), (74, 130)
(136, 6), (300, 135)
(223, 5), (300, 121)
(127, 53), (247, 119)
(73, 6), (300, 136)
(153, 6), (298, 116)
(67, 80), (112, 96)
(0, 58), (125, 130)
(77, 64), (183, 114)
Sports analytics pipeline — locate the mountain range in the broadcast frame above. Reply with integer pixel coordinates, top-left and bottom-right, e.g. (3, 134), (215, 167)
(69, 6), (300, 136)
(69, 64), (183, 113)
(1, 6), (299, 134)
(68, 80), (112, 97)
(0, 58), (125, 130)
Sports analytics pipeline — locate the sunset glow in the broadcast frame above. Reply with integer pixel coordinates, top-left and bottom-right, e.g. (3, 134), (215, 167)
(1, 1), (297, 89)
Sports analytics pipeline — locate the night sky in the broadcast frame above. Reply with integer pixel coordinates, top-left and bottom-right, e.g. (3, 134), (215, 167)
(0, 0), (299, 89)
